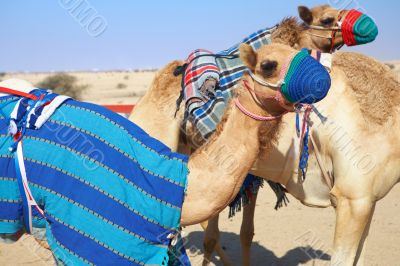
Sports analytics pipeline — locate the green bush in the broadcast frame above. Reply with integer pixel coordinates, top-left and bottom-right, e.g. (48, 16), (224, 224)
(36, 73), (86, 99)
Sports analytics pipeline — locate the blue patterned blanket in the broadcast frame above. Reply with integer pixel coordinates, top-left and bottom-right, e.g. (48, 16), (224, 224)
(0, 92), (190, 265)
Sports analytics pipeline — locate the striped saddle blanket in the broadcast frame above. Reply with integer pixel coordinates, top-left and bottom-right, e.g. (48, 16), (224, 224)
(0, 89), (190, 265)
(180, 26), (276, 139)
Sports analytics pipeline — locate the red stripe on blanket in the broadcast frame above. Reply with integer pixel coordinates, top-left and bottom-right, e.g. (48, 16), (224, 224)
(184, 65), (219, 87)
(102, 105), (135, 114)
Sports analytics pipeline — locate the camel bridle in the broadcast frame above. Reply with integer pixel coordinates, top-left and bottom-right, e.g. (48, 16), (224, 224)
(305, 10), (347, 53)
(245, 70), (295, 112)
(234, 70), (295, 122)
(234, 49), (322, 121)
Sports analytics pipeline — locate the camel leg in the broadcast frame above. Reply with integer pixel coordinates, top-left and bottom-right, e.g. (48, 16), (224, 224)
(200, 219), (215, 266)
(241, 193), (258, 266)
(330, 196), (375, 266)
(201, 215), (220, 266)
(353, 203), (376, 266)
(201, 215), (232, 266)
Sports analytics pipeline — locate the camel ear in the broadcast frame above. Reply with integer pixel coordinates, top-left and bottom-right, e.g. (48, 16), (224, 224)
(239, 44), (257, 71)
(298, 6), (313, 24)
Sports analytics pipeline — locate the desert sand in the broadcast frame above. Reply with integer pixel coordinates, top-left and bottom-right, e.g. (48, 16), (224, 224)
(1, 186), (400, 266)
(1, 71), (156, 105)
(0, 64), (399, 265)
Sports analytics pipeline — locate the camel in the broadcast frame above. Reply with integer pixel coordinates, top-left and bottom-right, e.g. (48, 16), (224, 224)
(131, 4), (345, 264)
(129, 41), (333, 225)
(129, 5), (398, 266)
(0, 44), (322, 264)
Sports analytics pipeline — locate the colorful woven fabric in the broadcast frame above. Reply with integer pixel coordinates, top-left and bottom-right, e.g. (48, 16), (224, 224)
(341, 9), (378, 46)
(184, 26), (276, 139)
(228, 174), (264, 217)
(183, 49), (220, 113)
(0, 92), (190, 265)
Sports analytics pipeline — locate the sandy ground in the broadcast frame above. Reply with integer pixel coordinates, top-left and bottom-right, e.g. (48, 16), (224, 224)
(1, 185), (399, 266)
(1, 71), (156, 105)
(0, 65), (399, 265)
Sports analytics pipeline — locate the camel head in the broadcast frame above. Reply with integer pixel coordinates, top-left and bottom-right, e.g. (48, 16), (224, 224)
(239, 43), (331, 115)
(298, 5), (378, 52)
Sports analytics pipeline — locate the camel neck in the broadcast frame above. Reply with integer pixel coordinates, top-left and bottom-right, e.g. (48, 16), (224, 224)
(191, 99), (262, 168)
(271, 22), (332, 53)
(181, 89), (282, 225)
(297, 30), (333, 53)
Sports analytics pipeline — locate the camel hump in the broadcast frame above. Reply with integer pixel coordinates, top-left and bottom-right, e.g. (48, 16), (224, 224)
(333, 52), (400, 125)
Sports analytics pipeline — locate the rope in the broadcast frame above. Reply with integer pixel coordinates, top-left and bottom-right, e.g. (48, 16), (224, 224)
(0, 87), (38, 100)
(299, 121), (310, 180)
(235, 80), (288, 121)
(298, 105), (312, 181)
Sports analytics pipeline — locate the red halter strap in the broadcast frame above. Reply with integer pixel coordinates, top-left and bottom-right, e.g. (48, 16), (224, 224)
(0, 87), (38, 101)
(234, 80), (290, 121)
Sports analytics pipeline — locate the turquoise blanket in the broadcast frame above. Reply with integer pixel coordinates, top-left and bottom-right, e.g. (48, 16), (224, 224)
(0, 94), (190, 265)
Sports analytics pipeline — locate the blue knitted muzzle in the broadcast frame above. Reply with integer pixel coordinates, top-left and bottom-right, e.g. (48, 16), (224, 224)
(280, 50), (331, 104)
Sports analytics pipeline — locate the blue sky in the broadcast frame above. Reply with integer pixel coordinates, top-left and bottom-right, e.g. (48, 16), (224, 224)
(0, 0), (398, 72)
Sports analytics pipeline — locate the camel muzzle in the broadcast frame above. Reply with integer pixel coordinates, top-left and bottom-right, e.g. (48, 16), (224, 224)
(280, 49), (331, 104)
(340, 9), (379, 46)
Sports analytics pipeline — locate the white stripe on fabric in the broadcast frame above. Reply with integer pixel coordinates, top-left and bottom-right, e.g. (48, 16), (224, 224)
(34, 95), (71, 129)
(10, 100), (22, 120)
(16, 141), (44, 233)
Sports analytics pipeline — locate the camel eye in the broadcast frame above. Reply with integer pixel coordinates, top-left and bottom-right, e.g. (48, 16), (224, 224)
(260, 60), (278, 76)
(320, 17), (334, 26)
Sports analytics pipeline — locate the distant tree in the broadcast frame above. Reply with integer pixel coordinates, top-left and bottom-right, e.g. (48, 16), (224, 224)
(0, 72), (6, 82)
(386, 63), (395, 70)
(116, 83), (127, 89)
(36, 73), (87, 99)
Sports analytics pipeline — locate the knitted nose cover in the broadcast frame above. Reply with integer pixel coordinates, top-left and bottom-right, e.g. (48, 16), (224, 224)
(280, 50), (331, 104)
(341, 9), (378, 46)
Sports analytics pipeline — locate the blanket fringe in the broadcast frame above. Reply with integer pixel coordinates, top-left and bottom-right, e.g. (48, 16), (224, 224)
(228, 177), (263, 218)
(228, 178), (290, 217)
(267, 181), (290, 210)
